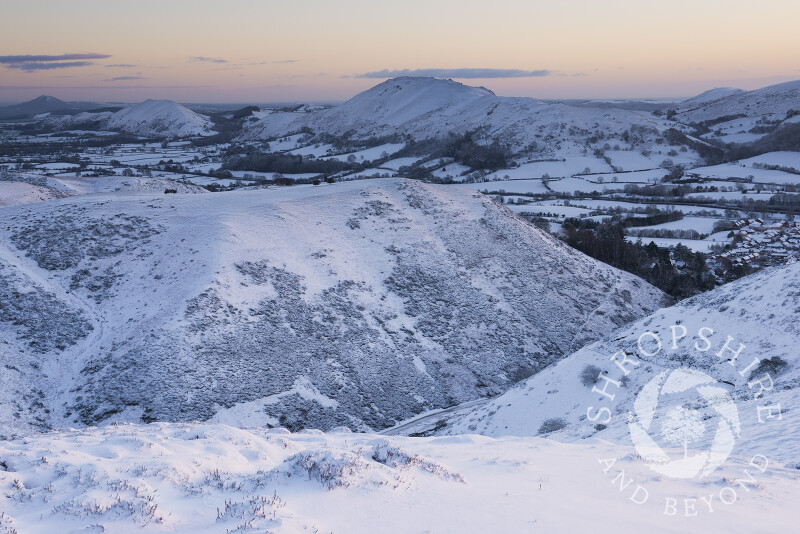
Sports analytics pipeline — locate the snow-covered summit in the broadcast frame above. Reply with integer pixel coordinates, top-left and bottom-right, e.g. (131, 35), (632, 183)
(105, 99), (215, 137)
(26, 95), (65, 106)
(0, 95), (72, 118)
(241, 77), (665, 154)
(679, 87), (744, 108)
(675, 79), (800, 123)
(336, 76), (496, 126)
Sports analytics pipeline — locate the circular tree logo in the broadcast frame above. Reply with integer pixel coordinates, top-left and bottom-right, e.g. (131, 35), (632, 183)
(629, 368), (741, 479)
(588, 326), (784, 515)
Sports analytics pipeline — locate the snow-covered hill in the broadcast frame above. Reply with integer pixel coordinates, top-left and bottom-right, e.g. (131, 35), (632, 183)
(0, 179), (666, 436)
(320, 76), (496, 127)
(675, 80), (800, 124)
(105, 99), (215, 137)
(241, 77), (670, 155)
(678, 87), (744, 108)
(1, 422), (797, 533)
(0, 95), (102, 119)
(0, 172), (206, 206)
(48, 175), (208, 195)
(438, 262), (800, 467)
(0, 95), (66, 117)
(0, 180), (66, 206)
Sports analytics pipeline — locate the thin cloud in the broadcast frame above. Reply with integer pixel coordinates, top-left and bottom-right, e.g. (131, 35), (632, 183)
(7, 61), (96, 71)
(104, 76), (147, 81)
(354, 68), (552, 79)
(0, 84), (212, 90)
(105, 64), (137, 68)
(0, 53), (110, 64)
(273, 59), (299, 64)
(191, 56), (228, 64)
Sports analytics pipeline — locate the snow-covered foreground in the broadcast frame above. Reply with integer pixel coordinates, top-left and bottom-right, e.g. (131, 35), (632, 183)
(1, 423), (797, 533)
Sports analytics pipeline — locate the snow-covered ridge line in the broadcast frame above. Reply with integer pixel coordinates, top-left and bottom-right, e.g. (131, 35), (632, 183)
(239, 76), (671, 153)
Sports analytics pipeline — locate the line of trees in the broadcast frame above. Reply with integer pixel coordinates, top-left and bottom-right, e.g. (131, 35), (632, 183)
(222, 152), (354, 176)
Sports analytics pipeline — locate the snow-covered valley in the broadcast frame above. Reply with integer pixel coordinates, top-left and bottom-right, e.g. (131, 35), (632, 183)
(1, 74), (799, 532)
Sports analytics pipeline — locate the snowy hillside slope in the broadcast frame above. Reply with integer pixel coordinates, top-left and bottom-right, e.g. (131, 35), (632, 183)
(241, 77), (669, 154)
(675, 80), (800, 123)
(1, 171), (206, 199)
(0, 243), (92, 437)
(0, 179), (666, 435)
(678, 87), (744, 108)
(0, 180), (66, 206)
(318, 76), (495, 127)
(43, 110), (114, 130)
(105, 99), (215, 137)
(440, 262), (800, 466)
(48, 175), (208, 195)
(1, 422), (798, 533)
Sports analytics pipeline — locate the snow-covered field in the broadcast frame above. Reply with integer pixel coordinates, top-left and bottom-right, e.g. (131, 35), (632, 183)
(633, 216), (721, 234)
(739, 151), (800, 170)
(431, 162), (470, 180)
(507, 203), (593, 218)
(566, 199), (728, 216)
(381, 156), (425, 170)
(547, 176), (623, 194)
(461, 179), (551, 195)
(690, 163), (800, 184)
(321, 142), (405, 163)
(485, 157), (612, 180)
(625, 236), (718, 252)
